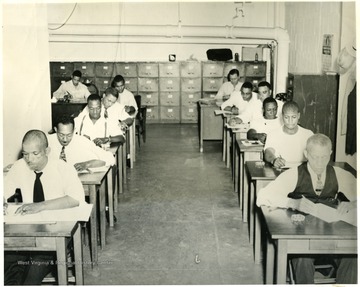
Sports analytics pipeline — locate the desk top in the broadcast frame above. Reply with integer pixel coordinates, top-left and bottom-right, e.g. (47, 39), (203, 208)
(246, 161), (282, 180)
(78, 166), (111, 185)
(237, 140), (264, 152)
(108, 142), (122, 155)
(261, 206), (357, 240)
(4, 221), (78, 237)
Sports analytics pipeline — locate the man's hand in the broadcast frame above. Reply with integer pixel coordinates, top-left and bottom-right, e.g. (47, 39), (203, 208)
(272, 157), (286, 168)
(124, 106), (131, 113)
(74, 162), (88, 172)
(337, 201), (357, 215)
(257, 133), (267, 144)
(93, 137), (108, 147)
(287, 197), (316, 215)
(119, 121), (128, 131)
(15, 203), (44, 215)
(230, 106), (239, 115)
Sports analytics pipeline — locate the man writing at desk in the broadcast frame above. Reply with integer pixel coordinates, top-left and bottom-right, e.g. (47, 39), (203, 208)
(53, 70), (90, 100)
(48, 115), (115, 171)
(257, 134), (357, 284)
(214, 69), (242, 101)
(4, 130), (85, 285)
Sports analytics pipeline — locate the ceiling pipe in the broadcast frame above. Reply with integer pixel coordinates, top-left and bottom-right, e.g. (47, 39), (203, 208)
(49, 24), (290, 93)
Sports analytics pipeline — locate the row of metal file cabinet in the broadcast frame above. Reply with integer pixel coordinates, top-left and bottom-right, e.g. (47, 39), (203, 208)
(50, 61), (267, 123)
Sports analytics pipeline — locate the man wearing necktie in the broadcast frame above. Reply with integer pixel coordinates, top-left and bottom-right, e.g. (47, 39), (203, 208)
(4, 130), (85, 285)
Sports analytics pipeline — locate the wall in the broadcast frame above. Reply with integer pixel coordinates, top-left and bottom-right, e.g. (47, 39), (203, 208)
(285, 2), (341, 74)
(335, 2), (357, 168)
(3, 3), (51, 166)
(47, 2), (281, 62)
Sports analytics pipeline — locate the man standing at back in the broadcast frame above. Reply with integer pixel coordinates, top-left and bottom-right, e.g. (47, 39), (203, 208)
(53, 70), (90, 100)
(48, 115), (115, 171)
(264, 101), (313, 168)
(111, 75), (138, 116)
(4, 130), (85, 285)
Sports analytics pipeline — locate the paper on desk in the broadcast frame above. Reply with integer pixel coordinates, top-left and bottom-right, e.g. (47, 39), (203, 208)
(4, 203), (93, 224)
(311, 203), (357, 226)
(77, 165), (110, 174)
(241, 140), (263, 146)
(214, 110), (232, 116)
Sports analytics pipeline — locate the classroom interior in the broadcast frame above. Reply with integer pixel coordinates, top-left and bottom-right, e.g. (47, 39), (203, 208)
(2, 1), (358, 285)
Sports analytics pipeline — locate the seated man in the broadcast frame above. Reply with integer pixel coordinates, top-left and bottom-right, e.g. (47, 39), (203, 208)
(257, 134), (357, 284)
(221, 81), (262, 125)
(256, 81), (283, 119)
(264, 101), (313, 168)
(74, 94), (125, 147)
(48, 115), (115, 171)
(4, 130), (85, 285)
(53, 70), (90, 100)
(214, 69), (243, 101)
(111, 75), (138, 116)
(247, 97), (282, 143)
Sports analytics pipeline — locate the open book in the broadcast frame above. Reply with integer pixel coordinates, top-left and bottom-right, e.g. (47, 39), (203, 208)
(77, 165), (110, 174)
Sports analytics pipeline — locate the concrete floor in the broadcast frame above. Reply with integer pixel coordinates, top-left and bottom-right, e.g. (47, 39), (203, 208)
(83, 124), (264, 285)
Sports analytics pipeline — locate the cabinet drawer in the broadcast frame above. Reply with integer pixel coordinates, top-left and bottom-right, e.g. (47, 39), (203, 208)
(138, 78), (159, 92)
(180, 62), (201, 77)
(159, 63), (180, 77)
(124, 78), (138, 93)
(224, 62), (245, 77)
(181, 106), (198, 122)
(159, 78), (180, 92)
(94, 77), (112, 93)
(51, 62), (74, 77)
(159, 92), (180, 106)
(51, 76), (70, 93)
(246, 77), (266, 89)
(140, 92), (159, 106)
(202, 92), (217, 99)
(115, 62), (137, 77)
(160, 106), (180, 122)
(73, 62), (95, 77)
(95, 62), (114, 77)
(137, 63), (159, 77)
(202, 78), (223, 91)
(180, 78), (201, 92)
(202, 62), (224, 77)
(145, 106), (159, 122)
(245, 62), (266, 77)
(181, 92), (201, 106)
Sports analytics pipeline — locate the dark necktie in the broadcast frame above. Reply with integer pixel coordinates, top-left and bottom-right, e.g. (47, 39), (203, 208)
(104, 108), (108, 119)
(59, 146), (67, 162)
(33, 172), (45, 202)
(315, 174), (323, 196)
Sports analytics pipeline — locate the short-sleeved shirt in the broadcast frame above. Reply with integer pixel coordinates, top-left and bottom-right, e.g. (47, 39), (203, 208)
(53, 80), (90, 100)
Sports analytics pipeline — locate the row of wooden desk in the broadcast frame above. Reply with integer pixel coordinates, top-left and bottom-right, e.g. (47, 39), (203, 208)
(219, 113), (357, 284)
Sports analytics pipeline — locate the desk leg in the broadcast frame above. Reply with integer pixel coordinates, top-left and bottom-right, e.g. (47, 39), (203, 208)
(276, 240), (288, 284)
(55, 237), (68, 285)
(99, 181), (107, 248)
(73, 223), (84, 285)
(242, 154), (249, 223)
(226, 128), (231, 168)
(234, 144), (239, 194)
(200, 106), (204, 153)
(108, 169), (114, 227)
(222, 118), (226, 162)
(130, 125), (135, 168)
(122, 142), (127, 184)
(239, 152), (244, 213)
(249, 181), (255, 245)
(118, 145), (123, 194)
(266, 237), (275, 284)
(88, 185), (98, 268)
(131, 124), (136, 163)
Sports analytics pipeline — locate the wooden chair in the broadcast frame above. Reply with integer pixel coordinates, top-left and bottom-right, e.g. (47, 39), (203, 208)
(134, 95), (147, 147)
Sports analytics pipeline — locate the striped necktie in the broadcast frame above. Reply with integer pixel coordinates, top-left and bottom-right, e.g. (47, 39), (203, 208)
(33, 172), (45, 202)
(59, 146), (67, 162)
(104, 108), (108, 119)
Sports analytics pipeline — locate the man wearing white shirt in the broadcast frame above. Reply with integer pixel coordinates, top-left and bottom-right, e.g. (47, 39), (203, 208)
(53, 70), (90, 100)
(111, 75), (138, 116)
(48, 115), (115, 172)
(247, 97), (282, 143)
(264, 101), (313, 167)
(74, 94), (125, 146)
(221, 81), (262, 125)
(214, 69), (243, 101)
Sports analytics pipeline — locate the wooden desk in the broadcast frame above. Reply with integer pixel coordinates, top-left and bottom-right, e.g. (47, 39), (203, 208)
(236, 142), (263, 224)
(79, 166), (112, 264)
(126, 124), (136, 168)
(4, 221), (83, 285)
(198, 102), (223, 152)
(262, 206), (357, 284)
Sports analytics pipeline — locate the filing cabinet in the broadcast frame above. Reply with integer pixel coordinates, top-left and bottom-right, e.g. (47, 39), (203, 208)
(73, 62), (95, 78)
(160, 92), (180, 106)
(124, 78), (138, 93)
(180, 78), (201, 93)
(94, 77), (112, 94)
(140, 92), (159, 106)
(51, 76), (70, 93)
(244, 61), (266, 77)
(202, 77), (224, 92)
(137, 63), (159, 77)
(95, 62), (114, 77)
(181, 106), (198, 123)
(115, 62), (137, 77)
(181, 92), (201, 106)
(160, 106), (180, 123)
(145, 106), (159, 123)
(202, 62), (224, 100)
(223, 62), (245, 78)
(159, 63), (180, 77)
(159, 78), (180, 92)
(180, 62), (201, 78)
(202, 62), (224, 77)
(138, 78), (159, 92)
(51, 62), (74, 77)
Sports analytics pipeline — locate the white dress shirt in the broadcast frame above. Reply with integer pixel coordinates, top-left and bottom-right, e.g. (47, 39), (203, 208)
(53, 80), (91, 100)
(215, 81), (243, 100)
